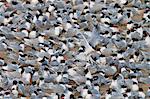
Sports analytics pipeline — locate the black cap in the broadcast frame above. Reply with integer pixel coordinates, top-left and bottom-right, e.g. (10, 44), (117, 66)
(139, 88), (143, 91)
(5, 92), (10, 95)
(37, 88), (42, 91)
(114, 3), (121, 8)
(70, 94), (75, 99)
(93, 76), (98, 81)
(12, 1), (18, 5)
(40, 77), (44, 80)
(84, 68), (89, 74)
(78, 96), (83, 98)
(13, 80), (18, 85)
(19, 81), (23, 84)
(57, 72), (61, 75)
(26, 1), (30, 4)
(38, 0), (44, 3)
(88, 90), (92, 94)
(60, 60), (65, 63)
(32, 81), (36, 85)
(68, 88), (73, 92)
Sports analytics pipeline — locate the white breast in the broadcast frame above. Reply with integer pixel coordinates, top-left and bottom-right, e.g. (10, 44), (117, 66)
(132, 84), (139, 91)
(22, 72), (31, 83)
(29, 31), (36, 39)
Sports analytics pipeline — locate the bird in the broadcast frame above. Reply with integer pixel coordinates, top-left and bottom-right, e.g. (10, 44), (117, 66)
(19, 42), (25, 51)
(60, 41), (69, 53)
(92, 83), (100, 99)
(81, 86), (88, 98)
(57, 15), (63, 23)
(11, 80), (18, 89)
(0, 34), (6, 41)
(48, 4), (55, 12)
(110, 76), (119, 89)
(127, 21), (134, 30)
(145, 35), (150, 47)
(131, 81), (139, 91)
(64, 21), (72, 31)
(85, 78), (92, 87)
(30, 0), (39, 4)
(85, 90), (93, 99)
(4, 92), (11, 99)
(11, 80), (19, 97)
(67, 66), (79, 77)
(56, 72), (62, 83)
(105, 89), (112, 99)
(84, 68), (92, 79)
(54, 24), (63, 36)
(90, 0), (95, 8)
(18, 81), (25, 96)
(33, 15), (38, 24)
(2, 62), (19, 71)
(57, 55), (64, 63)
(146, 87), (150, 98)
(120, 85), (127, 93)
(64, 88), (73, 99)
(22, 69), (32, 84)
(29, 28), (37, 39)
(138, 88), (145, 98)
(78, 96), (83, 99)
(43, 67), (50, 78)
(0, 94), (3, 99)
(143, 10), (150, 23)
(20, 28), (29, 37)
(50, 93), (59, 99)
(0, 58), (4, 66)
(100, 15), (111, 23)
(38, 77), (44, 87)
(119, 0), (128, 5)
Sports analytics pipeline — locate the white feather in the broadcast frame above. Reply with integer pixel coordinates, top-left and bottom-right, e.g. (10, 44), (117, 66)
(86, 80), (91, 87)
(31, 0), (38, 4)
(127, 23), (133, 30)
(67, 69), (78, 77)
(25, 22), (31, 30)
(101, 17), (111, 23)
(57, 56), (64, 63)
(65, 23), (72, 31)
(12, 90), (18, 97)
(90, 1), (95, 8)
(33, 16), (37, 23)
(38, 36), (44, 43)
(39, 80), (44, 87)
(145, 36), (150, 47)
(22, 72), (31, 83)
(132, 84), (139, 91)
(85, 94), (92, 99)
(139, 92), (145, 98)
(19, 43), (25, 51)
(81, 89), (88, 97)
(51, 56), (56, 61)
(48, 49), (54, 55)
(45, 12), (50, 18)
(110, 79), (118, 89)
(29, 31), (36, 39)
(85, 71), (92, 79)
(38, 16), (43, 22)
(56, 75), (62, 82)
(48, 5), (55, 12)
(55, 27), (61, 36)
(43, 71), (49, 78)
(57, 17), (62, 23)
(21, 30), (29, 37)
